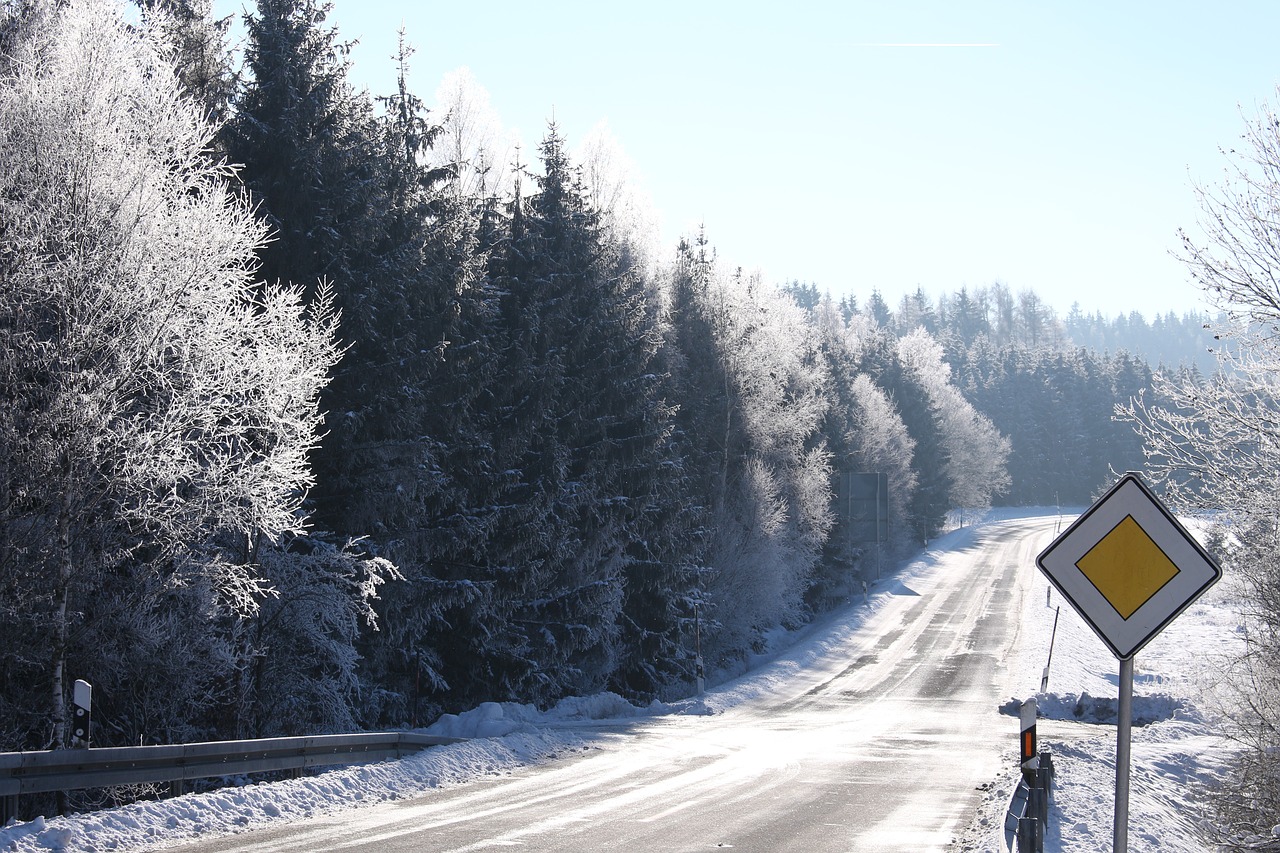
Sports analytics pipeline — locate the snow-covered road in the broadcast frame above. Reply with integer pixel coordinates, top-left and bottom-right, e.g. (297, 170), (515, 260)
(166, 515), (1055, 853)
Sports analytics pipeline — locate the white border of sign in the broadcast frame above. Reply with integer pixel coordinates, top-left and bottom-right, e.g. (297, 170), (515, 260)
(1036, 473), (1221, 660)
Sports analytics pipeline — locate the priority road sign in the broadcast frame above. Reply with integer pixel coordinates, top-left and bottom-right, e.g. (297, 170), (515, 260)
(1036, 471), (1222, 853)
(1035, 472), (1221, 661)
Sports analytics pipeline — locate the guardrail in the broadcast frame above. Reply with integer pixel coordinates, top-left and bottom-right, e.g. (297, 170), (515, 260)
(0, 731), (464, 823)
(1004, 752), (1054, 853)
(1004, 775), (1031, 844)
(1004, 696), (1054, 853)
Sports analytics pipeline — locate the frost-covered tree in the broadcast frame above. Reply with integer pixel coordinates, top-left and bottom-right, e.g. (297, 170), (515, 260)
(431, 66), (522, 201)
(855, 324), (951, 540)
(897, 328), (1010, 516)
(809, 298), (917, 605)
(664, 240), (831, 666)
(0, 0), (351, 748)
(845, 374), (918, 539)
(134, 0), (235, 124)
(575, 121), (662, 281)
(1119, 91), (1280, 844)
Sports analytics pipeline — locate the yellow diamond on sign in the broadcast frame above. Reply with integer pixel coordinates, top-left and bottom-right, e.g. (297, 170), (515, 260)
(1076, 515), (1181, 620)
(1038, 473), (1222, 660)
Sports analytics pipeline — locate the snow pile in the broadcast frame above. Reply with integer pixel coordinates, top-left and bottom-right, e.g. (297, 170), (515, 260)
(0, 730), (599, 852)
(425, 701), (534, 739)
(0, 819), (72, 853)
(424, 693), (673, 740)
(1000, 689), (1194, 727)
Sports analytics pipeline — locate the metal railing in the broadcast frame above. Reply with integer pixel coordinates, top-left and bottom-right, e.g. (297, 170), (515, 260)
(1004, 750), (1055, 853)
(0, 731), (463, 823)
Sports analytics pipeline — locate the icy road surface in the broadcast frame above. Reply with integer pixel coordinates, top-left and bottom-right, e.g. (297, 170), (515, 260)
(173, 515), (1054, 853)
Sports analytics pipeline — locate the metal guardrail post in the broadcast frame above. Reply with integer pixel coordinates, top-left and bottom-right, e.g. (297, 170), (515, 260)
(1007, 714), (1057, 853)
(1, 780), (17, 825)
(1027, 786), (1046, 852)
(1038, 748), (1054, 815)
(1017, 815), (1037, 853)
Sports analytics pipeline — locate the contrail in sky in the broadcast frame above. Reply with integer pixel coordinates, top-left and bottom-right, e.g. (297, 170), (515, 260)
(856, 43), (1000, 47)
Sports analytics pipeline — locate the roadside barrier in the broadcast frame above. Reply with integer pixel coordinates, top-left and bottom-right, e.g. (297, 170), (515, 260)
(1004, 697), (1054, 853)
(0, 731), (464, 823)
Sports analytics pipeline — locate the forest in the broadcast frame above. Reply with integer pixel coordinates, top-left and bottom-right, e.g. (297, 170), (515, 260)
(0, 0), (1234, 765)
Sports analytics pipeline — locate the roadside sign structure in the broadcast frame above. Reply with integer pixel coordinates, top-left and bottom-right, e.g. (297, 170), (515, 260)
(842, 471), (888, 545)
(1036, 473), (1221, 660)
(842, 471), (887, 579)
(1035, 472), (1221, 853)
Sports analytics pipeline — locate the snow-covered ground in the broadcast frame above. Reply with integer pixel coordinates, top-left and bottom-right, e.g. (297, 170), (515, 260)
(0, 509), (1244, 852)
(955, 513), (1243, 852)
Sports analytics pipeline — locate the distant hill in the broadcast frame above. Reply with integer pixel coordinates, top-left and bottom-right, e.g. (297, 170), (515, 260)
(1062, 306), (1220, 375)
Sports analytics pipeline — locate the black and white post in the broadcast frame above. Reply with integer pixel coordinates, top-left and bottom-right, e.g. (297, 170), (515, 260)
(71, 679), (91, 749)
(1020, 697), (1038, 780)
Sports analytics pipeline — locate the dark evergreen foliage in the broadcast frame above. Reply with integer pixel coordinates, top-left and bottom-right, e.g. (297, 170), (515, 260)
(0, 0), (1210, 752)
(954, 345), (1151, 506)
(225, 0), (371, 291)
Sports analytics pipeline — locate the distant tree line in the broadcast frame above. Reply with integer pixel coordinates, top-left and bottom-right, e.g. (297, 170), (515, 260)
(0, 0), (1183, 755)
(790, 279), (1216, 374)
(788, 282), (1199, 507)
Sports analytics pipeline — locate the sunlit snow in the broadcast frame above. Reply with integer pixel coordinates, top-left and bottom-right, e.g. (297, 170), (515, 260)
(0, 510), (1238, 853)
(957, 515), (1240, 852)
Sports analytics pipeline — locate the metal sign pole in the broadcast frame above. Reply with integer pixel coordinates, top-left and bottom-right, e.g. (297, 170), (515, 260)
(1041, 606), (1060, 693)
(694, 605), (704, 696)
(1114, 656), (1134, 853)
(847, 471), (854, 567)
(876, 474), (884, 580)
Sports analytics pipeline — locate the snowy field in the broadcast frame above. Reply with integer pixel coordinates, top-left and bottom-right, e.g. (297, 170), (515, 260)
(0, 509), (1244, 852)
(955, 513), (1243, 852)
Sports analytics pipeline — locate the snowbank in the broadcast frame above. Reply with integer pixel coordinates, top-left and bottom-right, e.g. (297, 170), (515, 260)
(999, 689), (1194, 727)
(0, 730), (593, 852)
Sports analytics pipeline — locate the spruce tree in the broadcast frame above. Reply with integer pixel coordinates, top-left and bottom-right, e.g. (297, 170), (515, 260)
(225, 0), (365, 289)
(498, 124), (673, 699)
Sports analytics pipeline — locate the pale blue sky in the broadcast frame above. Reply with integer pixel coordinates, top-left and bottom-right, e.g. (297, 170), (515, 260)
(214, 1), (1280, 318)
